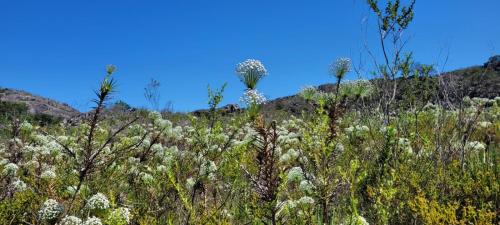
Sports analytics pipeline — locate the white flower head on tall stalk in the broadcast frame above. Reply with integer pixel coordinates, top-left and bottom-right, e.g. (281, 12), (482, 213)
(330, 57), (352, 80)
(236, 59), (267, 89)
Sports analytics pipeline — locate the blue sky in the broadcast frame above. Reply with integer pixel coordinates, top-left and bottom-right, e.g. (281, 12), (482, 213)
(1, 0), (498, 112)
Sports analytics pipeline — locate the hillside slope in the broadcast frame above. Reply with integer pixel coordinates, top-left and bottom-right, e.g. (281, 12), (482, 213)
(0, 88), (80, 119)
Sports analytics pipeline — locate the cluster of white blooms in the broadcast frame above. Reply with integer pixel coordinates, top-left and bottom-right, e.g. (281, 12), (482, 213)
(299, 180), (315, 194)
(59, 215), (83, 225)
(38, 199), (63, 221)
(330, 57), (352, 79)
(297, 196), (315, 205)
(340, 79), (374, 98)
(287, 167), (304, 182)
(83, 216), (102, 225)
(107, 207), (131, 225)
(279, 148), (300, 163)
(86, 193), (110, 210)
(345, 125), (370, 135)
(139, 172), (155, 185)
(41, 169), (57, 180)
(479, 121), (492, 128)
(201, 160), (218, 181)
(186, 177), (196, 189)
(2, 162), (19, 175)
(11, 178), (27, 192)
(398, 138), (413, 154)
(236, 59), (267, 78)
(465, 141), (486, 152)
(341, 215), (369, 225)
(240, 89), (267, 106)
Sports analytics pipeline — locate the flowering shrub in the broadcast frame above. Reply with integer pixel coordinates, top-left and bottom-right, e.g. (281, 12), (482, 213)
(0, 60), (497, 225)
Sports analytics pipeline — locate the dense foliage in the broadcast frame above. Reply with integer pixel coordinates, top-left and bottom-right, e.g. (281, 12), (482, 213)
(0, 57), (498, 225)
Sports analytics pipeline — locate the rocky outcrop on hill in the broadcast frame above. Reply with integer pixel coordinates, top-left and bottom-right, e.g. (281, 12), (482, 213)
(0, 88), (80, 119)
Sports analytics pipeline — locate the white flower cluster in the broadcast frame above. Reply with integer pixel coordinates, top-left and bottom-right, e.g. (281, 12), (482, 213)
(398, 138), (413, 154)
(2, 162), (19, 175)
(59, 215), (83, 225)
(465, 141), (486, 152)
(41, 169), (57, 180)
(86, 193), (110, 210)
(341, 215), (369, 225)
(240, 89), (267, 106)
(11, 178), (27, 192)
(83, 216), (102, 225)
(279, 148), (299, 163)
(236, 59), (267, 78)
(107, 207), (131, 225)
(330, 57), (352, 78)
(299, 180), (315, 194)
(345, 125), (370, 135)
(201, 160), (218, 181)
(340, 79), (374, 98)
(287, 167), (304, 182)
(38, 199), (63, 221)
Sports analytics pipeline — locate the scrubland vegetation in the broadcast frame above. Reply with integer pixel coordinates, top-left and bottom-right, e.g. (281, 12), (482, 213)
(0, 0), (498, 224)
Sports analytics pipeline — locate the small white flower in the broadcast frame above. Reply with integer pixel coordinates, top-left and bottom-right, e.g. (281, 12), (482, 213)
(83, 216), (102, 225)
(299, 180), (315, 194)
(298, 196), (315, 205)
(86, 193), (110, 210)
(2, 162), (19, 175)
(38, 199), (63, 221)
(186, 177), (196, 189)
(59, 215), (83, 225)
(465, 141), (486, 152)
(11, 179), (27, 192)
(41, 169), (57, 180)
(107, 207), (131, 225)
(287, 167), (304, 182)
(240, 89), (267, 106)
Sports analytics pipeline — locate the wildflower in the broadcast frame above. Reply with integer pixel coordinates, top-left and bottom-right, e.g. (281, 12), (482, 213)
(279, 153), (291, 163)
(3, 162), (19, 175)
(299, 86), (318, 101)
(287, 167), (304, 182)
(11, 179), (27, 192)
(299, 180), (315, 194)
(330, 57), (352, 79)
(240, 89), (267, 106)
(465, 141), (486, 152)
(140, 172), (155, 184)
(38, 199), (63, 221)
(186, 177), (196, 189)
(236, 59), (267, 89)
(479, 121), (492, 128)
(86, 193), (110, 210)
(107, 207), (131, 225)
(83, 216), (102, 225)
(59, 215), (83, 225)
(398, 138), (413, 154)
(41, 169), (57, 180)
(342, 215), (369, 225)
(298, 196), (315, 205)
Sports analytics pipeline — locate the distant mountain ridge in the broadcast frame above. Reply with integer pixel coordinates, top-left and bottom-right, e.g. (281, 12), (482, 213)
(1, 55), (499, 121)
(0, 88), (80, 119)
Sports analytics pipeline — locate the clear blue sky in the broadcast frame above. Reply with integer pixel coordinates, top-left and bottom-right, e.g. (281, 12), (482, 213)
(1, 0), (498, 112)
